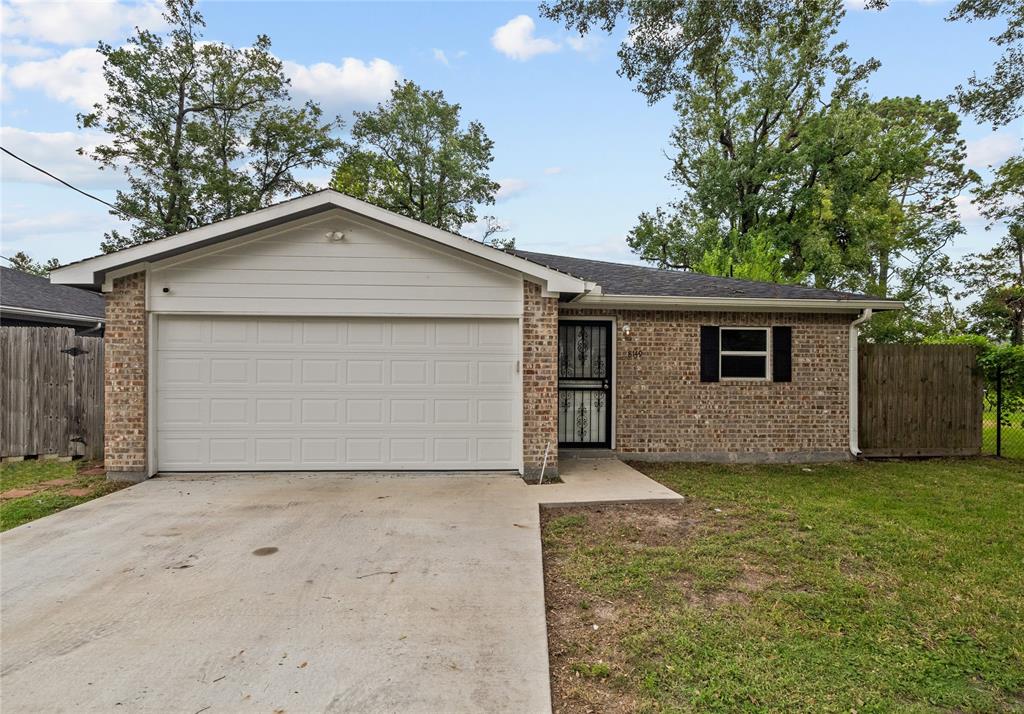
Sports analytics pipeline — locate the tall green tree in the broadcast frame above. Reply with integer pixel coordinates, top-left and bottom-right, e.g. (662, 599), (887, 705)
(956, 223), (1024, 343)
(330, 80), (501, 235)
(3, 252), (60, 276)
(79, 0), (343, 252)
(949, 0), (1024, 128)
(544, 0), (971, 340)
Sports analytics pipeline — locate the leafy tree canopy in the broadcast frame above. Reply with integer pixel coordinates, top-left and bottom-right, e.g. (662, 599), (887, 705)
(3, 252), (61, 277)
(79, 0), (343, 252)
(543, 0), (973, 342)
(949, 0), (1024, 128)
(330, 80), (502, 237)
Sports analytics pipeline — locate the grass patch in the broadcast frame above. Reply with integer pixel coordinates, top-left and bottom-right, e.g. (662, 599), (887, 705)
(542, 459), (1024, 713)
(0, 460), (129, 531)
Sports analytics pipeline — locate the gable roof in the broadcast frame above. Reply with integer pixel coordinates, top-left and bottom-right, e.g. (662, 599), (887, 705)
(512, 250), (880, 301)
(49, 190), (591, 294)
(1, 266), (106, 324)
(48, 189), (900, 312)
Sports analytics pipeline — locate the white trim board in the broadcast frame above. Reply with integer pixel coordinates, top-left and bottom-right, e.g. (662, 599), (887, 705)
(571, 293), (903, 313)
(50, 191), (592, 295)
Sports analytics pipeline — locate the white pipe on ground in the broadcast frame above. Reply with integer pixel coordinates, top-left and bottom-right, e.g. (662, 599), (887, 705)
(849, 308), (873, 457)
(538, 442), (551, 485)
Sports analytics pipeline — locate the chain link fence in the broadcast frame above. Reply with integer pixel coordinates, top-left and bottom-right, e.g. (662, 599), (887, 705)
(984, 364), (1024, 458)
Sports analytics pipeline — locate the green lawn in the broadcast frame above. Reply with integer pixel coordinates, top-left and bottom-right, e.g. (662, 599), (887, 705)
(542, 459), (1024, 713)
(0, 459), (129, 531)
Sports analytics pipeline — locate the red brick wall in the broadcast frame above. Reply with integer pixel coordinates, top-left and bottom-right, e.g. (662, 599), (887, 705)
(558, 307), (851, 461)
(522, 281), (559, 475)
(105, 272), (148, 479)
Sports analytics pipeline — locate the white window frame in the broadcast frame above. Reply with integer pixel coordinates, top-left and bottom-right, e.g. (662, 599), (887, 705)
(719, 327), (771, 381)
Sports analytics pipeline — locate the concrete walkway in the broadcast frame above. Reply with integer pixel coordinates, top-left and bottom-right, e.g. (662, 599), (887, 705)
(0, 460), (680, 713)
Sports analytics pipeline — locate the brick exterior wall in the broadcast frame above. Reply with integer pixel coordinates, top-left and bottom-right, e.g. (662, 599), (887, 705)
(557, 307), (852, 462)
(522, 281), (560, 476)
(104, 272), (148, 480)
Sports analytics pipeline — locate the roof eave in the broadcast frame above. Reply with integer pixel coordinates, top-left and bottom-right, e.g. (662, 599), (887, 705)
(0, 305), (106, 325)
(571, 293), (903, 313)
(49, 191), (589, 294)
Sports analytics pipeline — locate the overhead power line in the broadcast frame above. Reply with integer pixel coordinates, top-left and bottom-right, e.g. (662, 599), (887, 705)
(0, 145), (164, 230)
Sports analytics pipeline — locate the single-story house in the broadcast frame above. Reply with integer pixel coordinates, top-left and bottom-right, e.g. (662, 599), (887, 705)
(1, 266), (105, 334)
(50, 190), (901, 481)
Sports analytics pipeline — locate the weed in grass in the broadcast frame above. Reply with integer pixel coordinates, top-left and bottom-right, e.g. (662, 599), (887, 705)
(571, 661), (611, 678)
(545, 513), (586, 536)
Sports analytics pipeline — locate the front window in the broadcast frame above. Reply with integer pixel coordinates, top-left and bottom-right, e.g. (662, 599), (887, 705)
(719, 327), (769, 380)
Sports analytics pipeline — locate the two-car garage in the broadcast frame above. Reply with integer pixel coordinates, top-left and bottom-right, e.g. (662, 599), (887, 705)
(155, 315), (521, 471)
(50, 192), (592, 480)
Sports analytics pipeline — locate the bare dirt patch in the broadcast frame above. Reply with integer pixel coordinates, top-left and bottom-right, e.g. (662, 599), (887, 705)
(542, 500), (789, 713)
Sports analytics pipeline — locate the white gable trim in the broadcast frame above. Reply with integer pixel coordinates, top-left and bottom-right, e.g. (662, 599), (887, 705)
(50, 191), (592, 295)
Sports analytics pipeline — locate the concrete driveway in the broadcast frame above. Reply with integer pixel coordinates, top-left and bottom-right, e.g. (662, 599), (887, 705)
(0, 461), (680, 713)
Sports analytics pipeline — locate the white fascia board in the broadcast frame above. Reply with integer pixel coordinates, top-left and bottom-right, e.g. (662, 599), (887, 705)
(0, 305), (105, 324)
(49, 191), (590, 294)
(572, 293), (904, 313)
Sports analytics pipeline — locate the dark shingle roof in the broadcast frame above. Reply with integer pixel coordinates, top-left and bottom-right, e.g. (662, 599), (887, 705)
(512, 250), (878, 301)
(0, 267), (105, 319)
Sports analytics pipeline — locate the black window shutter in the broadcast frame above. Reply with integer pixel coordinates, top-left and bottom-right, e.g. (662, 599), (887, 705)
(699, 326), (720, 382)
(772, 326), (792, 382)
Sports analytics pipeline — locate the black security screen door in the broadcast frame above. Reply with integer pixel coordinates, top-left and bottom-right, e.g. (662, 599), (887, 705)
(558, 321), (612, 447)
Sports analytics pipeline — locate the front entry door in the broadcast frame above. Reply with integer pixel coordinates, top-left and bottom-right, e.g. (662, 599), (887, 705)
(557, 321), (612, 447)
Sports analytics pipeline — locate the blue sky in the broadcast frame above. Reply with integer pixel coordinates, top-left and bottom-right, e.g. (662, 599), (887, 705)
(1, 0), (1021, 269)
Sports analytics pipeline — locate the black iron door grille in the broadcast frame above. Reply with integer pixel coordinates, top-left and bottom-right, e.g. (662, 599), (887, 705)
(557, 321), (612, 447)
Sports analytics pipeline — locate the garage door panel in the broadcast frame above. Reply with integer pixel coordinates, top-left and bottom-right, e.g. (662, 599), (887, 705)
(157, 434), (519, 471)
(157, 316), (520, 471)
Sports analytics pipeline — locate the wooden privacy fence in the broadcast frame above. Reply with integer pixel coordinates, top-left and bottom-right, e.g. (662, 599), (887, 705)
(858, 344), (983, 457)
(1, 327), (104, 460)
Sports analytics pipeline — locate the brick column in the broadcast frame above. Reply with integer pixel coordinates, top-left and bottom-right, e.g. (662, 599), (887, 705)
(522, 280), (559, 477)
(104, 272), (148, 481)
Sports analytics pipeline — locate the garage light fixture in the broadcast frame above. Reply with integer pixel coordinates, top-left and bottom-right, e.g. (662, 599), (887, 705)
(325, 230), (346, 242)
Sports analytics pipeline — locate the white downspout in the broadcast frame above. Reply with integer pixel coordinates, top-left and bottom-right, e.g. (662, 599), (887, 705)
(849, 308), (873, 456)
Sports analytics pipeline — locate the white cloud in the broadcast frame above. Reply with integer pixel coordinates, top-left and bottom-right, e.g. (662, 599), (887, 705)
(954, 194), (985, 224)
(965, 132), (1021, 169)
(1, 40), (51, 59)
(283, 57), (400, 112)
(462, 215), (513, 242)
(1, 0), (164, 46)
(570, 235), (639, 263)
(432, 49), (449, 66)
(543, 166), (564, 175)
(566, 33), (601, 56)
(496, 178), (529, 200)
(6, 47), (106, 109)
(0, 126), (121, 189)
(1, 210), (111, 240)
(491, 16), (560, 61)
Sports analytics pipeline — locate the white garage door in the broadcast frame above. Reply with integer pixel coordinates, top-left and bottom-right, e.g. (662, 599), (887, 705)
(156, 316), (520, 471)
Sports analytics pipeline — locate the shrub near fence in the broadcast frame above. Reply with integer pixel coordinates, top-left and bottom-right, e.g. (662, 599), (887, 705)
(925, 334), (1024, 458)
(0, 327), (104, 460)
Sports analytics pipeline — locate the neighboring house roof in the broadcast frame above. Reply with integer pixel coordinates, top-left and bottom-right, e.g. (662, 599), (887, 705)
(512, 250), (879, 301)
(0, 266), (105, 325)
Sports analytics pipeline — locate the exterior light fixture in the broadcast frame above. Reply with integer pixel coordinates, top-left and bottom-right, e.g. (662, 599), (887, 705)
(326, 230), (346, 242)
